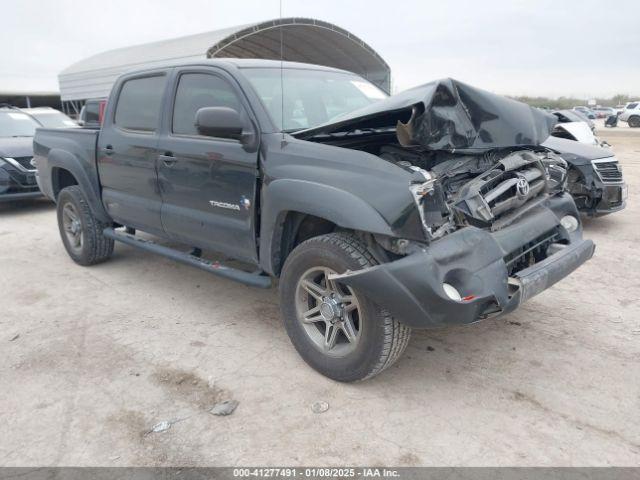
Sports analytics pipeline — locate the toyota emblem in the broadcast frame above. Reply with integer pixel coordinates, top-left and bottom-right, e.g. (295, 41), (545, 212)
(516, 177), (530, 197)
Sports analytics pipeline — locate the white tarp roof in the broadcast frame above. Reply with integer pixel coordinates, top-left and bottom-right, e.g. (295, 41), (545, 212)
(59, 18), (391, 102)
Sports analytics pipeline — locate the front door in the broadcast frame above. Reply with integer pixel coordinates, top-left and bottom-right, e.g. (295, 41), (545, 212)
(98, 73), (168, 235)
(157, 69), (260, 263)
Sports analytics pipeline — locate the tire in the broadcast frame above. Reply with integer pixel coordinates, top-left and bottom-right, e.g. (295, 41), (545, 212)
(279, 232), (411, 382)
(628, 116), (640, 128)
(57, 185), (114, 266)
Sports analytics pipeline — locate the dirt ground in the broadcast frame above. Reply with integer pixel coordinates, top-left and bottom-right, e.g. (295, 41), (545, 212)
(1, 123), (639, 467)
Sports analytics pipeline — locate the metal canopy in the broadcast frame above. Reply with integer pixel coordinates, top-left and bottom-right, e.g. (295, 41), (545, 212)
(58, 17), (391, 102)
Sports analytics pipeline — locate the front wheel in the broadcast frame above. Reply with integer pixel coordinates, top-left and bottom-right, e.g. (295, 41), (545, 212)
(628, 116), (640, 128)
(279, 232), (411, 382)
(57, 185), (114, 266)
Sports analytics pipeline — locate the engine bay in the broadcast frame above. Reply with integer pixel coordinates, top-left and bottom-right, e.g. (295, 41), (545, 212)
(317, 133), (568, 240)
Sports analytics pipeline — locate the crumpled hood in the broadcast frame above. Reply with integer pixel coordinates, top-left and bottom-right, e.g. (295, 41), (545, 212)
(0, 136), (34, 158)
(294, 78), (557, 152)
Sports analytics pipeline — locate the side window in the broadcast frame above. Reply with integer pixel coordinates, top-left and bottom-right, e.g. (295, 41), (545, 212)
(172, 73), (243, 136)
(114, 75), (166, 132)
(83, 102), (100, 123)
(627, 102), (638, 110)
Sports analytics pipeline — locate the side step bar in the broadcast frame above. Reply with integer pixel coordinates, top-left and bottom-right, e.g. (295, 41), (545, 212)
(103, 228), (272, 289)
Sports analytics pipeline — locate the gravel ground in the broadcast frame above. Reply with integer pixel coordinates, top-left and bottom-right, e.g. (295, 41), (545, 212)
(1, 127), (639, 467)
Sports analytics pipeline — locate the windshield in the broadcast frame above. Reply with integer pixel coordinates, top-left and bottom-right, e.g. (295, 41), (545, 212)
(242, 67), (387, 131)
(30, 111), (77, 128)
(0, 111), (40, 137)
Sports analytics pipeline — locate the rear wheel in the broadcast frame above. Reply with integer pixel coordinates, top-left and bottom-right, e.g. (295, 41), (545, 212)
(628, 116), (640, 128)
(57, 185), (114, 265)
(279, 232), (411, 382)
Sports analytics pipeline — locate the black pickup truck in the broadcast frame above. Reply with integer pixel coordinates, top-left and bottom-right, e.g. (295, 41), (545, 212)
(34, 59), (594, 381)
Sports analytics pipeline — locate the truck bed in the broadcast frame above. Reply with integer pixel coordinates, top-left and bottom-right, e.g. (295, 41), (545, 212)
(32, 127), (100, 202)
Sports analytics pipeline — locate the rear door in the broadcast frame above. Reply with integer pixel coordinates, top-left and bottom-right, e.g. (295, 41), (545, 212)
(98, 72), (168, 235)
(157, 67), (260, 263)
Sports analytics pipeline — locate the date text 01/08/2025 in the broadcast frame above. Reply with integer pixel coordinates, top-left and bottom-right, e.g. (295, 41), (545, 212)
(232, 467), (401, 478)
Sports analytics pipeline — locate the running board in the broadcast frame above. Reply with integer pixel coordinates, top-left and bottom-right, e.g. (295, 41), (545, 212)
(103, 228), (272, 289)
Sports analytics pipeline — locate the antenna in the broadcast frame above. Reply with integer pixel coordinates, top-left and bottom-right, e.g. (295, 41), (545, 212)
(279, 0), (285, 140)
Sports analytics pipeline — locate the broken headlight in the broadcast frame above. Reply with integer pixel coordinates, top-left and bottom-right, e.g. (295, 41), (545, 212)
(409, 167), (454, 240)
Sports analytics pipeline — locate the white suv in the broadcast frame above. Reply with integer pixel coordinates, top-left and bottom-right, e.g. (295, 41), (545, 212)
(619, 101), (640, 127)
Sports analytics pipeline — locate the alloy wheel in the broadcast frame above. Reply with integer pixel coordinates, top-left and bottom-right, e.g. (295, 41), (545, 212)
(295, 266), (362, 357)
(61, 202), (83, 254)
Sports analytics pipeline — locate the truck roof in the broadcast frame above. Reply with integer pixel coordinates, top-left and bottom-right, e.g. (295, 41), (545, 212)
(121, 58), (353, 76)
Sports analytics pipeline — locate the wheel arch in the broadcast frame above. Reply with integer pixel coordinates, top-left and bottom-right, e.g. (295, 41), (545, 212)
(269, 211), (338, 276)
(51, 166), (79, 198)
(47, 148), (111, 223)
(259, 179), (395, 276)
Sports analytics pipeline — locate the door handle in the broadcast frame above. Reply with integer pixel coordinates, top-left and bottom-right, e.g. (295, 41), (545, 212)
(102, 145), (114, 156)
(158, 153), (176, 167)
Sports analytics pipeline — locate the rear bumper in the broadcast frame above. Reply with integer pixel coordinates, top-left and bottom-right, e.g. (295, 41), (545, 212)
(333, 193), (594, 328)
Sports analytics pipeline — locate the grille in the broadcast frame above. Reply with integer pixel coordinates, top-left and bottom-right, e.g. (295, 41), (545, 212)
(451, 154), (550, 230)
(593, 160), (622, 183)
(12, 156), (35, 171)
(504, 229), (561, 276)
(481, 166), (546, 218)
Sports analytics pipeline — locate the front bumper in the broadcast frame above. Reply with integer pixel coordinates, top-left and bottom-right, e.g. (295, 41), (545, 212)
(590, 183), (627, 216)
(333, 193), (594, 328)
(572, 181), (627, 217)
(568, 162), (627, 216)
(0, 163), (42, 200)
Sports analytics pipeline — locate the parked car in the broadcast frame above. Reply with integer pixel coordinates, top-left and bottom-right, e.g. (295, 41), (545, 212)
(591, 106), (616, 119)
(0, 106), (43, 201)
(78, 99), (106, 127)
(33, 60), (594, 381)
(555, 109), (596, 132)
(22, 107), (77, 128)
(618, 101), (640, 127)
(545, 110), (625, 215)
(573, 106), (597, 119)
(552, 109), (596, 132)
(552, 120), (606, 146)
(551, 109), (609, 146)
(543, 137), (626, 216)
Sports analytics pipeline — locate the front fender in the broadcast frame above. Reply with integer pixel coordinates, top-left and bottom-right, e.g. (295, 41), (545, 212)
(260, 179), (397, 275)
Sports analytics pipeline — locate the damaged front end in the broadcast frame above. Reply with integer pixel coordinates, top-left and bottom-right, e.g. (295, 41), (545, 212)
(333, 146), (594, 328)
(403, 147), (569, 242)
(295, 78), (595, 328)
(332, 210), (594, 327)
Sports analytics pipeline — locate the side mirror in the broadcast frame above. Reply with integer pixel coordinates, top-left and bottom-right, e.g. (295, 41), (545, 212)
(195, 107), (244, 140)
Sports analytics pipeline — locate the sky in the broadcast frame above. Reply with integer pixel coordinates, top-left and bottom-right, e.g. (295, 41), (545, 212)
(1, 0), (639, 98)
